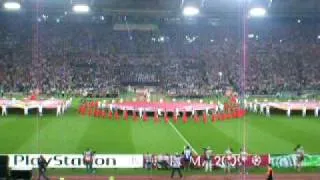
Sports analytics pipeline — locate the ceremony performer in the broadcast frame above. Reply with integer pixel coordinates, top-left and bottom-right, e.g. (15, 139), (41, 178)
(287, 104), (291, 117)
(29, 88), (39, 100)
(1, 104), (7, 116)
(266, 105), (270, 117)
(139, 108), (143, 119)
(143, 89), (150, 101)
(302, 105), (307, 117)
(38, 104), (43, 117)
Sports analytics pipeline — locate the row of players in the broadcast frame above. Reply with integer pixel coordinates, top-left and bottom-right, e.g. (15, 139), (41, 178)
(144, 144), (305, 173)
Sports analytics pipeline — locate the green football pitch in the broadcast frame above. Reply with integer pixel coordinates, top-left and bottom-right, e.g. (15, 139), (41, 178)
(0, 98), (320, 155)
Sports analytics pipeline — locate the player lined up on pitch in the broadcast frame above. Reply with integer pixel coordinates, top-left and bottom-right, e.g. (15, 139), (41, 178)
(224, 146), (233, 174)
(239, 147), (248, 174)
(83, 148), (95, 174)
(143, 144), (306, 174)
(295, 144), (305, 172)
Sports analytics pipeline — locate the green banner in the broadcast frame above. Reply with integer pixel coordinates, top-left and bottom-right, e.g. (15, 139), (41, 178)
(271, 154), (320, 168)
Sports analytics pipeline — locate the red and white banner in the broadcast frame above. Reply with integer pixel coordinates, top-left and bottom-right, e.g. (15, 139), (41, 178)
(0, 99), (65, 109)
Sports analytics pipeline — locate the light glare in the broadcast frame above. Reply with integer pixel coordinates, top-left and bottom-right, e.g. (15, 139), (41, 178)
(72, 4), (89, 13)
(183, 7), (199, 16)
(249, 7), (266, 17)
(248, 34), (254, 38)
(3, 2), (21, 10)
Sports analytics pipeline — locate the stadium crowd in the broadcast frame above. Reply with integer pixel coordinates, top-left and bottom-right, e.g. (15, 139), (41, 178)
(0, 16), (319, 96)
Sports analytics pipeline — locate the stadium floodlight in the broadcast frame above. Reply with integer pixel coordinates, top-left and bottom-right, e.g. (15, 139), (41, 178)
(3, 1), (21, 10)
(72, 4), (89, 13)
(183, 6), (199, 16)
(249, 7), (266, 17)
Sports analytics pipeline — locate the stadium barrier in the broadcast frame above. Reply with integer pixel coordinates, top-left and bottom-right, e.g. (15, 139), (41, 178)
(271, 154), (320, 168)
(7, 154), (270, 170)
(10, 153), (319, 170)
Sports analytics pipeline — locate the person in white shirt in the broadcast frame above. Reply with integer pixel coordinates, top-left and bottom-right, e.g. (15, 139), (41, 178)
(287, 105), (291, 117)
(239, 147), (248, 174)
(302, 105), (307, 117)
(1, 105), (7, 116)
(224, 147), (233, 174)
(253, 101), (258, 113)
(215, 104), (219, 113)
(249, 102), (253, 111)
(109, 103), (113, 111)
(205, 107), (209, 115)
(83, 148), (94, 174)
(266, 105), (270, 117)
(157, 108), (162, 116)
(56, 105), (61, 116)
(204, 146), (213, 172)
(61, 104), (65, 114)
(157, 154), (166, 169)
(24, 107), (28, 115)
(171, 153), (183, 178)
(183, 146), (192, 171)
(243, 99), (248, 109)
(38, 105), (43, 117)
(260, 104), (265, 114)
(315, 107), (319, 117)
(163, 154), (170, 169)
(175, 108), (179, 117)
(219, 103), (224, 112)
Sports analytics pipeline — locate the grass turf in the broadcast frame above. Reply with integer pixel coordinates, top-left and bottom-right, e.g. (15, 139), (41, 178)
(0, 98), (319, 155)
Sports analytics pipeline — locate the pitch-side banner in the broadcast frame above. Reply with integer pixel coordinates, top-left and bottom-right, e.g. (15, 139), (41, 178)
(271, 154), (320, 168)
(8, 154), (143, 169)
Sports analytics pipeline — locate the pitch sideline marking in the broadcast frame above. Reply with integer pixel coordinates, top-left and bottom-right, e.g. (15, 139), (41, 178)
(168, 121), (198, 155)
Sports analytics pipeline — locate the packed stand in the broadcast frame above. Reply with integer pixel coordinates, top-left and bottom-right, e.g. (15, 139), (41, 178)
(0, 16), (319, 96)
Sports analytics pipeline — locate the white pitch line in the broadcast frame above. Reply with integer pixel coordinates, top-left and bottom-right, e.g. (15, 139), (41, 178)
(168, 121), (198, 155)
